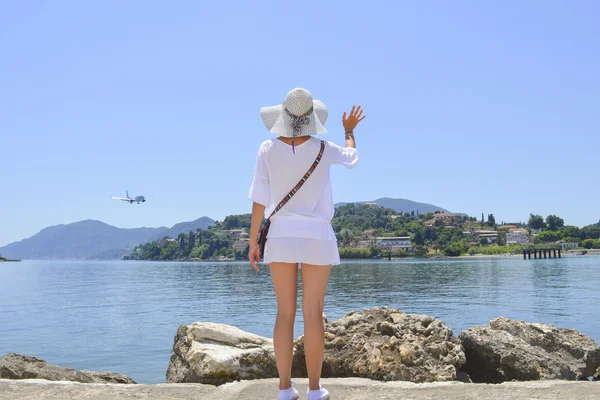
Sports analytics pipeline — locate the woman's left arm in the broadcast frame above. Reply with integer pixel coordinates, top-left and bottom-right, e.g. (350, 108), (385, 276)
(249, 202), (266, 270)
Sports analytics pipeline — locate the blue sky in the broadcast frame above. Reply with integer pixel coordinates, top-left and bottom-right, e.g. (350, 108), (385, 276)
(1, 1), (598, 246)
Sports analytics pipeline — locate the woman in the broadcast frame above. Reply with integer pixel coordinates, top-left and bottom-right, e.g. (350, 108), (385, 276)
(248, 88), (365, 400)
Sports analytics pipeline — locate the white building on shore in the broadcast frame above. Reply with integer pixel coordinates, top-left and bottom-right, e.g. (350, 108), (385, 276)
(506, 229), (530, 245)
(376, 237), (413, 253)
(557, 240), (579, 249)
(232, 239), (250, 253)
(222, 229), (250, 240)
(474, 230), (498, 243)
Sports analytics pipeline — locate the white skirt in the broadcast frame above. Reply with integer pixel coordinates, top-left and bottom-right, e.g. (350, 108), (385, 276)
(264, 237), (340, 266)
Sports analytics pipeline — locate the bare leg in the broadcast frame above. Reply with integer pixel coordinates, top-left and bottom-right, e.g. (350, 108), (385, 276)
(269, 262), (299, 390)
(301, 263), (332, 391)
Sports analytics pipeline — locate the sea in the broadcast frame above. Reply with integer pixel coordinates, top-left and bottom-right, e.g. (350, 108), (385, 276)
(0, 256), (598, 383)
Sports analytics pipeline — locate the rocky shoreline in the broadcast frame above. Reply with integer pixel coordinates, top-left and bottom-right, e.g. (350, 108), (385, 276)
(0, 353), (136, 384)
(1, 308), (599, 398)
(165, 308), (600, 385)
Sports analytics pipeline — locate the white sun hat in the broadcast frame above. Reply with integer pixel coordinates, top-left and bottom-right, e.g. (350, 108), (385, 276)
(260, 88), (328, 138)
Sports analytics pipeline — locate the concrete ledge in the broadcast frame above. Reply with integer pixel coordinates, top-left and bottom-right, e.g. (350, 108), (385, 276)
(1, 378), (599, 399)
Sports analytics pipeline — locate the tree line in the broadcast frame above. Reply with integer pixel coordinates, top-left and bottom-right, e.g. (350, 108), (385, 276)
(128, 205), (600, 260)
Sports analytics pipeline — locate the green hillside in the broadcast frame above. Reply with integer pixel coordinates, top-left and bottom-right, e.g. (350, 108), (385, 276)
(335, 197), (453, 214)
(129, 205), (600, 261)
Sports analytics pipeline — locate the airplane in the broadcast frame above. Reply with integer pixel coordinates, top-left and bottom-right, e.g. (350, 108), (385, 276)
(111, 191), (146, 204)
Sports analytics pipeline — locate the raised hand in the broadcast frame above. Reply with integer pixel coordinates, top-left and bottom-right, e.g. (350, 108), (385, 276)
(342, 105), (366, 132)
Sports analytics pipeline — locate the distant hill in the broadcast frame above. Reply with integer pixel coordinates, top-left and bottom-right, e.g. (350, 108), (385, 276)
(0, 217), (214, 260)
(583, 219), (600, 229)
(335, 197), (456, 215)
(159, 217), (215, 240)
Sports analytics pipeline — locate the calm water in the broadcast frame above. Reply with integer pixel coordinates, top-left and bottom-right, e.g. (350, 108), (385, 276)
(1, 257), (598, 383)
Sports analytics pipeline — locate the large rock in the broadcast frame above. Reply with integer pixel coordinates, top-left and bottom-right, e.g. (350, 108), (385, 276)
(459, 317), (600, 383)
(166, 322), (278, 385)
(0, 353), (135, 384)
(292, 307), (466, 382)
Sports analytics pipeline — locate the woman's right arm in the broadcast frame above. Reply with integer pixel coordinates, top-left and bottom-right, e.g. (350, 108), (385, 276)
(247, 142), (270, 270)
(342, 105), (365, 149)
(248, 202), (265, 271)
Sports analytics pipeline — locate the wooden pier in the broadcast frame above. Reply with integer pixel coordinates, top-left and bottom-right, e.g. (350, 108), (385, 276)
(523, 248), (561, 259)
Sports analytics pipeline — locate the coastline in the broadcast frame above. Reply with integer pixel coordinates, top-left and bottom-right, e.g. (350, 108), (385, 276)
(453, 249), (600, 259)
(9, 251), (600, 262)
(342, 250), (600, 262)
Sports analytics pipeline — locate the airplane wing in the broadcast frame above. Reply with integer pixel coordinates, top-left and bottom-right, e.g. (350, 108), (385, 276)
(112, 197), (131, 201)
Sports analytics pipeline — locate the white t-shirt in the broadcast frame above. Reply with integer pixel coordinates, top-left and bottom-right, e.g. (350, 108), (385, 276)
(249, 136), (359, 241)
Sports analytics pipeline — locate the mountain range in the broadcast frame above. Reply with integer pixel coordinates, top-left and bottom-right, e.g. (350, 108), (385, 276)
(0, 198), (491, 260)
(335, 197), (454, 214)
(0, 217), (214, 260)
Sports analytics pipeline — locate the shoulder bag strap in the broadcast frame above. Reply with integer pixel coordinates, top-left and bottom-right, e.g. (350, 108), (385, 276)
(266, 140), (325, 219)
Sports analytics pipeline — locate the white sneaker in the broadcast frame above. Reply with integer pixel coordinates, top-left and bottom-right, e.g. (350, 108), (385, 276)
(307, 385), (330, 400)
(277, 382), (299, 400)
